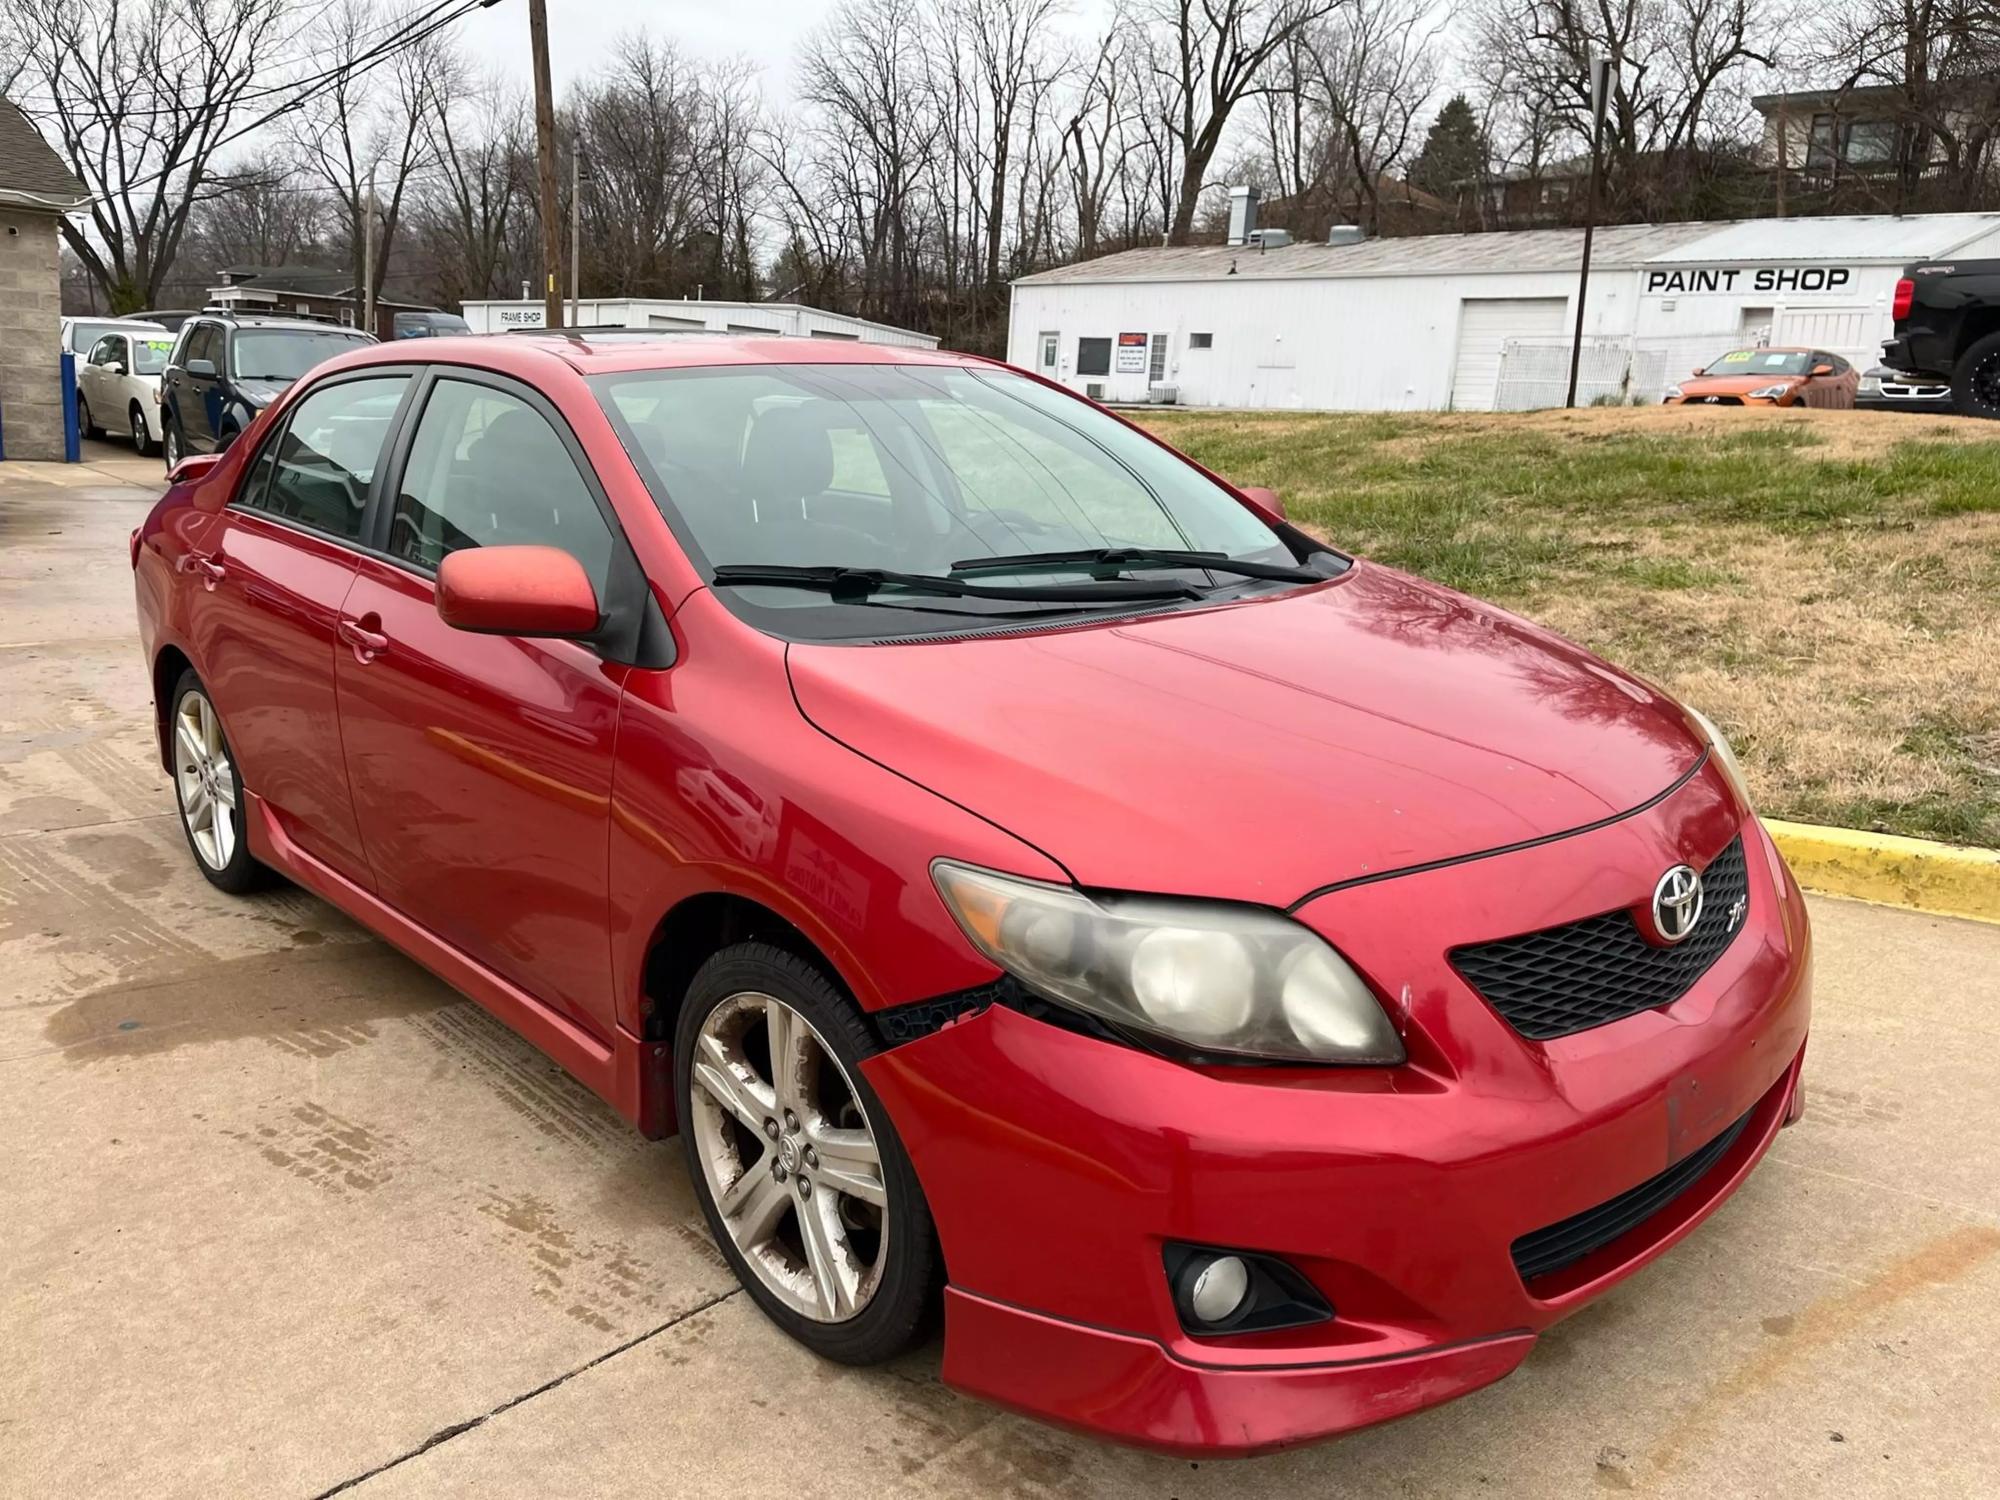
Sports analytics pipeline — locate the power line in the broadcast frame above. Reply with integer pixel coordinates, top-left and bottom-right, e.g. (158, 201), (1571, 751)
(64, 0), (506, 209)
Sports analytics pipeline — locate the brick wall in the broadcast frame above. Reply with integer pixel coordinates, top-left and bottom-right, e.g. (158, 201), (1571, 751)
(0, 210), (66, 461)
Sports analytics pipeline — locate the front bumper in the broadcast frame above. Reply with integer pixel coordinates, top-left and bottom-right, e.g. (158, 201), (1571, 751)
(863, 774), (1812, 1455)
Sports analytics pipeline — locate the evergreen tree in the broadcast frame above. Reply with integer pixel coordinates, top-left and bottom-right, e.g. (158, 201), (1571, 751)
(1409, 95), (1488, 199)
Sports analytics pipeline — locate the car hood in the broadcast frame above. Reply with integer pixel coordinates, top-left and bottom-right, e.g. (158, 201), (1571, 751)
(1682, 374), (1799, 396)
(785, 565), (1705, 906)
(234, 378), (291, 407)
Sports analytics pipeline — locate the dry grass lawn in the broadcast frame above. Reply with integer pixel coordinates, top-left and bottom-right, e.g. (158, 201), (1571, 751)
(1134, 405), (2000, 848)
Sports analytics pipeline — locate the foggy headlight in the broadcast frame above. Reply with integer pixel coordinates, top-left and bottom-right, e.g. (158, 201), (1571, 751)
(1685, 705), (1753, 809)
(1664, 384), (1684, 400)
(932, 861), (1405, 1064)
(1749, 383), (1791, 399)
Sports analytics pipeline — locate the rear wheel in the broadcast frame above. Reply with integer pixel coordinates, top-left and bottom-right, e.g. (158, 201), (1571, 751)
(1951, 332), (2000, 419)
(674, 943), (939, 1365)
(130, 403), (158, 457)
(78, 393), (100, 438)
(162, 416), (184, 471)
(169, 670), (271, 894)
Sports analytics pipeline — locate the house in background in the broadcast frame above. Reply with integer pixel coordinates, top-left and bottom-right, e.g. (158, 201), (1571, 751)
(0, 98), (89, 461)
(206, 265), (443, 340)
(1751, 78), (2000, 210)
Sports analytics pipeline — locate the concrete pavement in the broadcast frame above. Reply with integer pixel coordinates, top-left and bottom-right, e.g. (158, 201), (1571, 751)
(3, 452), (1997, 1498)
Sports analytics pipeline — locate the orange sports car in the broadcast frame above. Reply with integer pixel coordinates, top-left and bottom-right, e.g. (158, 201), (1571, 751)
(1665, 348), (1860, 408)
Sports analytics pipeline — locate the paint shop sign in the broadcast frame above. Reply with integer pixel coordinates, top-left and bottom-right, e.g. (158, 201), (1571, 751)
(1644, 265), (1855, 296)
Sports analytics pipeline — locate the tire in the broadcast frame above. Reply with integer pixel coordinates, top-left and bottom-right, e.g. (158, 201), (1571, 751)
(78, 393), (100, 439)
(674, 942), (940, 1365)
(167, 670), (272, 895)
(162, 416), (184, 471)
(1951, 332), (2000, 419)
(130, 403), (158, 457)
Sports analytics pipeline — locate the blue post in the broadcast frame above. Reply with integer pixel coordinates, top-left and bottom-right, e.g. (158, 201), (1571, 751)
(61, 351), (81, 462)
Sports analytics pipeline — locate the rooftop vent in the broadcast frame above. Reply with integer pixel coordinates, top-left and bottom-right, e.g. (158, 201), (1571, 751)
(1248, 227), (1292, 249)
(1227, 185), (1260, 246)
(1327, 224), (1369, 247)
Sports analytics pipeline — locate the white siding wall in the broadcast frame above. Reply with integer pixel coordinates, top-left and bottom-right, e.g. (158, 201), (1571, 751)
(459, 299), (937, 347)
(1007, 271), (1637, 411)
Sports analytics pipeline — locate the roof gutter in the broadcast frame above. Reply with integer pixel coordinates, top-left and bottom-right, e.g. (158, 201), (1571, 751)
(0, 187), (89, 213)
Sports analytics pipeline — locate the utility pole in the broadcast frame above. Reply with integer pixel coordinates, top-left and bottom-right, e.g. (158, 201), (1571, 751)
(528, 0), (562, 329)
(362, 170), (376, 338)
(569, 148), (591, 328)
(1565, 55), (1612, 410)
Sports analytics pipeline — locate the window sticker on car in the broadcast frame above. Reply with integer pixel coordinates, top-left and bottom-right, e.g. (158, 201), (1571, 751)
(1720, 351), (1753, 363)
(1758, 354), (1790, 368)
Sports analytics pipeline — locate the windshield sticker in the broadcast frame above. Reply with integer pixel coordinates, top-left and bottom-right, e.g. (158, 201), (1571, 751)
(1758, 354), (1791, 368)
(1720, 351), (1753, 364)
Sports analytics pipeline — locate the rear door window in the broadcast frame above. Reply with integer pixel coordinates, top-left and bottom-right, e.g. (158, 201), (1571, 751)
(239, 376), (412, 543)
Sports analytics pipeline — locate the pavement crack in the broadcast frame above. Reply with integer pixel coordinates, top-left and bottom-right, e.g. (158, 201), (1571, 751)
(308, 1286), (742, 1497)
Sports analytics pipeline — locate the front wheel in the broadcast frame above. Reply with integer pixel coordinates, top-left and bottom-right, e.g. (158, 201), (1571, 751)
(169, 671), (272, 894)
(1951, 332), (2000, 419)
(675, 943), (940, 1365)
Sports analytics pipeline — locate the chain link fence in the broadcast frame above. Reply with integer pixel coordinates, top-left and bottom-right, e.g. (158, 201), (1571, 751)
(1493, 332), (1756, 410)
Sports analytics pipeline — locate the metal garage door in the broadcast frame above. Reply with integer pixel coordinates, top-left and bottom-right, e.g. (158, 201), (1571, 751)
(1451, 298), (1569, 410)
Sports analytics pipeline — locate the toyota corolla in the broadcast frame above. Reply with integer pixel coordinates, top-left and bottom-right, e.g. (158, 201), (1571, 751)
(133, 333), (1810, 1456)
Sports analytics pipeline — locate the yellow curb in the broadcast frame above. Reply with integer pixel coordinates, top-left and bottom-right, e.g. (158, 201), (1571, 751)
(1765, 818), (2000, 926)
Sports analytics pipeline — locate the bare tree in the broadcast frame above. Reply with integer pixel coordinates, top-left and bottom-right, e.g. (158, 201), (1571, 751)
(1126, 0), (1344, 243)
(2, 0), (291, 311)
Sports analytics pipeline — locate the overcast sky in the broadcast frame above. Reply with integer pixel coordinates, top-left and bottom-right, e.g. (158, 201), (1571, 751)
(454, 0), (1111, 101)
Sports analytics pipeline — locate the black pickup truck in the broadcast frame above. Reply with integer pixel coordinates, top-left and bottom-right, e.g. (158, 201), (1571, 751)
(1882, 261), (2000, 417)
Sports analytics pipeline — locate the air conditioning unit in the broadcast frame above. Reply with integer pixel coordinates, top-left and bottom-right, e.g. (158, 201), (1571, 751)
(1147, 384), (1178, 404)
(1085, 382), (1105, 401)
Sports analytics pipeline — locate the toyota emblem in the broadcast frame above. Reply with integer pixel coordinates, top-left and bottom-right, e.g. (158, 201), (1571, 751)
(1651, 865), (1705, 943)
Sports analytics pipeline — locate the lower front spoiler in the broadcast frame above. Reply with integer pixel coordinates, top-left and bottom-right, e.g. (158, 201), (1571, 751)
(942, 1289), (1535, 1458)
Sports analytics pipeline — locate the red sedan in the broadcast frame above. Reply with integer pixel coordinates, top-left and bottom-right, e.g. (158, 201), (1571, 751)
(133, 333), (1810, 1456)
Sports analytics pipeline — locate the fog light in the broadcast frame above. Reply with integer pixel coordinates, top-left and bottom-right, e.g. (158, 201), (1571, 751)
(1186, 1255), (1251, 1324)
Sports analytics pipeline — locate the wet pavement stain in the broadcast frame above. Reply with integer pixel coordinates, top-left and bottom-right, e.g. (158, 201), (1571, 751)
(41, 944), (455, 1061)
(64, 830), (176, 896)
(225, 1101), (401, 1196)
(477, 1188), (669, 1334)
(408, 1004), (629, 1155)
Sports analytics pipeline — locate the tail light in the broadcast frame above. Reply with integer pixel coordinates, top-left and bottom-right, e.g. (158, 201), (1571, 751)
(1892, 277), (1914, 321)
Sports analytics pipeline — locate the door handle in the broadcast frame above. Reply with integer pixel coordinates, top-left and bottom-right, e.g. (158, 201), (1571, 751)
(338, 618), (390, 662)
(180, 553), (226, 587)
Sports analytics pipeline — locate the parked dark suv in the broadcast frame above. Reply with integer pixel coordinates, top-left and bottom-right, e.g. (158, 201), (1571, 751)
(159, 312), (375, 466)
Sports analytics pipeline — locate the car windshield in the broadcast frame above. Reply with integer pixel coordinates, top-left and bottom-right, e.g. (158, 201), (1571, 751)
(73, 321), (155, 352)
(133, 338), (174, 376)
(1703, 350), (1811, 377)
(593, 362), (1310, 638)
(232, 329), (372, 381)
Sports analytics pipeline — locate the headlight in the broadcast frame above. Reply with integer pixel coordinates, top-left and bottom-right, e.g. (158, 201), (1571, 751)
(1749, 383), (1791, 399)
(1860, 376), (1881, 393)
(931, 861), (1405, 1065)
(1684, 705), (1753, 809)
(1663, 384), (1683, 400)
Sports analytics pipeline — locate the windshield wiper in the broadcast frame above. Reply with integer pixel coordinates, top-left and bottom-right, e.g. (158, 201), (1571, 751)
(948, 546), (1323, 583)
(710, 563), (1205, 604)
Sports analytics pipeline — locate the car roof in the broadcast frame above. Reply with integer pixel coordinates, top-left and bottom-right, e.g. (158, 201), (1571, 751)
(308, 330), (982, 381)
(66, 316), (165, 328)
(186, 312), (373, 333)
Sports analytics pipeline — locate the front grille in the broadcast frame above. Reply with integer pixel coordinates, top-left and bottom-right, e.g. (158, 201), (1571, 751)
(1450, 836), (1748, 1041)
(1511, 1107), (1752, 1282)
(1696, 395), (1743, 405)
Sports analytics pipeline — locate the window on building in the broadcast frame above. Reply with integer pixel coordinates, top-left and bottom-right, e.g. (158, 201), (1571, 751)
(1076, 337), (1111, 376)
(1188, 332), (1213, 350)
(1148, 332), (1168, 383)
(1806, 112), (1902, 172)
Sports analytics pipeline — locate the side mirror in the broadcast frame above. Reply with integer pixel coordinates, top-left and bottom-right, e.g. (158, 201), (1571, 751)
(1812, 363), (1834, 376)
(437, 545), (600, 638)
(187, 358), (217, 378)
(1239, 484), (1287, 523)
(110, 361), (127, 376)
(1692, 366), (1705, 377)
(169, 452), (225, 493)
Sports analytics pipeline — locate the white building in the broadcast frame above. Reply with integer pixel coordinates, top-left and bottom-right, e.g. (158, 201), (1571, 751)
(1007, 212), (2000, 411)
(459, 297), (938, 349)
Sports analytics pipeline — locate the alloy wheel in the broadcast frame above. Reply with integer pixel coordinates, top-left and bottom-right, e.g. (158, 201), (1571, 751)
(173, 690), (238, 871)
(164, 424), (181, 467)
(132, 409), (147, 450)
(688, 991), (889, 1322)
